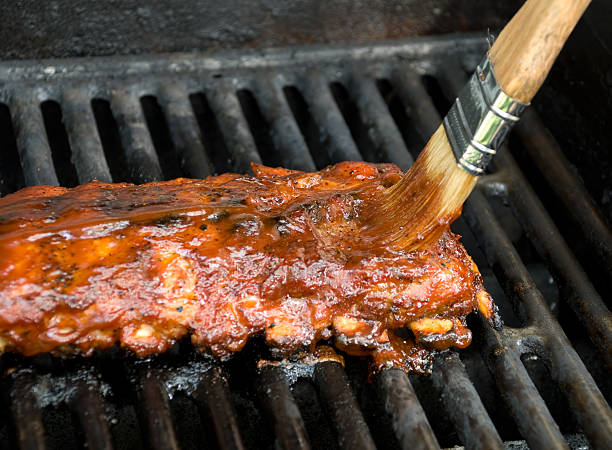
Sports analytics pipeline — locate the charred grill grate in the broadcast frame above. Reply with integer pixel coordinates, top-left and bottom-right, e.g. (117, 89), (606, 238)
(0, 35), (610, 450)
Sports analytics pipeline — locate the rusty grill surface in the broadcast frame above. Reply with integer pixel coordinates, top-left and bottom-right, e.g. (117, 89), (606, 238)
(0, 35), (610, 450)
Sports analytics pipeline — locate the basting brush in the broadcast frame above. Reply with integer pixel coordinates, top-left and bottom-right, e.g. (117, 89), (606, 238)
(360, 0), (591, 251)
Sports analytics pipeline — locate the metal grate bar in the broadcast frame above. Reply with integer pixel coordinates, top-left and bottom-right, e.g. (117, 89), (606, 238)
(390, 69), (442, 143)
(136, 368), (180, 450)
(156, 83), (214, 179)
(206, 81), (262, 174)
(346, 75), (414, 169)
(494, 149), (612, 367)
(198, 367), (245, 450)
(252, 75), (316, 171)
(313, 361), (376, 450)
(546, 335), (612, 449)
(9, 371), (46, 450)
(431, 58), (467, 103)
(462, 188), (612, 449)
(376, 369), (440, 450)
(482, 325), (568, 450)
(432, 352), (504, 450)
(61, 88), (113, 183)
(258, 365), (311, 450)
(110, 90), (163, 183)
(9, 94), (59, 186)
(72, 380), (114, 450)
(515, 109), (612, 277)
(299, 73), (362, 163)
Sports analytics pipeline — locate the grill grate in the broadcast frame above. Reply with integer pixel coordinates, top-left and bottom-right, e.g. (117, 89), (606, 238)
(0, 35), (610, 450)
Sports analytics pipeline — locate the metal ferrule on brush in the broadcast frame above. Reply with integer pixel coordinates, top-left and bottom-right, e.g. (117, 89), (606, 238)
(443, 55), (529, 175)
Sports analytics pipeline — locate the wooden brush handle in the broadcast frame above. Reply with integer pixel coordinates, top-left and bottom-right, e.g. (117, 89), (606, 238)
(489, 0), (590, 104)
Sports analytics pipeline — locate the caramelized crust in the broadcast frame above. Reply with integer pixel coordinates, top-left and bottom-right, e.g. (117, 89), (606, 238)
(0, 162), (496, 373)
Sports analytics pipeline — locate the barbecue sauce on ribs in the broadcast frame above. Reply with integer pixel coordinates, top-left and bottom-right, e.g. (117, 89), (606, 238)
(0, 162), (496, 373)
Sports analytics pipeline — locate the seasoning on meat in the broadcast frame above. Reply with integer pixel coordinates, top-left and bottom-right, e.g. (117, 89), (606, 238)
(0, 161), (498, 373)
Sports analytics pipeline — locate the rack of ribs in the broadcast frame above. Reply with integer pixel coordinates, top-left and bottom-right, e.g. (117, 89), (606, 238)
(0, 161), (497, 373)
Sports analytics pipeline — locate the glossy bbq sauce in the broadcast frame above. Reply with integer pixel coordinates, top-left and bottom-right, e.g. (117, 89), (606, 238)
(0, 162), (496, 374)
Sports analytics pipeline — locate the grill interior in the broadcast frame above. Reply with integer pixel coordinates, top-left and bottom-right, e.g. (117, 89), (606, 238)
(0, 34), (610, 450)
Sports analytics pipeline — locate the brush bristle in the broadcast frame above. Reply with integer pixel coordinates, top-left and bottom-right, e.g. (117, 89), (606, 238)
(359, 124), (477, 252)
